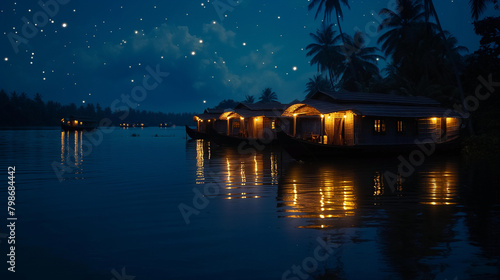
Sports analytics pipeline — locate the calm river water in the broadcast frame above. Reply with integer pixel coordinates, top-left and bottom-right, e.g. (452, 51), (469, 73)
(0, 127), (498, 280)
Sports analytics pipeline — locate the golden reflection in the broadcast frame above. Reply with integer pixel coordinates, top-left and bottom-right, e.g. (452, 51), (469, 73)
(279, 164), (357, 228)
(373, 171), (384, 196)
(240, 162), (246, 185)
(420, 162), (459, 205)
(226, 158), (232, 186)
(270, 152), (278, 185)
(199, 149), (279, 200)
(195, 140), (205, 184)
(60, 130), (84, 178)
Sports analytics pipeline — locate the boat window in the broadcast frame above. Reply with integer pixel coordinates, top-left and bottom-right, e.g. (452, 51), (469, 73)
(374, 119), (386, 134)
(397, 120), (404, 134)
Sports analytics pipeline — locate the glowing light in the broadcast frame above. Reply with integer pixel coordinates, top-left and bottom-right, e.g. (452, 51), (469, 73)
(199, 39), (203, 44)
(242, 42), (246, 46)
(134, 30), (138, 34)
(191, 51), (196, 56)
(292, 66), (297, 71)
(4, 57), (8, 61)
(203, 100), (206, 104)
(61, 22), (67, 28)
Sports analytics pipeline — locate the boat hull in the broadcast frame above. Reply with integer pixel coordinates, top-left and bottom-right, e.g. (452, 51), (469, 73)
(185, 125), (210, 140)
(208, 128), (278, 148)
(277, 131), (460, 161)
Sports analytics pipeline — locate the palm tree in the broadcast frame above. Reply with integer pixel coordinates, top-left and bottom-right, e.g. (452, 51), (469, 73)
(259, 88), (278, 103)
(469, 0), (497, 20)
(423, 0), (471, 132)
(378, 0), (425, 64)
(306, 24), (343, 87)
(308, 0), (350, 42)
(308, 0), (358, 83)
(243, 95), (255, 104)
(305, 74), (332, 98)
(339, 32), (384, 91)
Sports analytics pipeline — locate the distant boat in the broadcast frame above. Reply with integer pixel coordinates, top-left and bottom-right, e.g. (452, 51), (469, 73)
(61, 117), (98, 131)
(277, 130), (459, 161)
(185, 125), (210, 140)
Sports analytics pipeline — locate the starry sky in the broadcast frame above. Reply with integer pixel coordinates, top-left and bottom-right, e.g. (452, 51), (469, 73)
(0, 0), (495, 113)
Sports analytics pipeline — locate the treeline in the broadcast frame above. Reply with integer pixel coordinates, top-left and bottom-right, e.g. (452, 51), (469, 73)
(0, 89), (196, 127)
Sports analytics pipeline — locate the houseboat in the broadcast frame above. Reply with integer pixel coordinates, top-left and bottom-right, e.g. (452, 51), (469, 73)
(278, 90), (462, 160)
(61, 116), (98, 131)
(208, 102), (287, 146)
(187, 108), (226, 140)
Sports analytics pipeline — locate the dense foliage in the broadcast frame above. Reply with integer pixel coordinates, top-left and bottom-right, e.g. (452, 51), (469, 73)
(0, 89), (196, 127)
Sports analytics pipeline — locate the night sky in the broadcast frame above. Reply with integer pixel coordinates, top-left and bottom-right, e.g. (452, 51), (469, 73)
(0, 0), (494, 113)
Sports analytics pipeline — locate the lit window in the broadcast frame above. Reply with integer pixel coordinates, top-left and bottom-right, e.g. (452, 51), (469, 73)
(374, 119), (386, 134)
(271, 120), (276, 130)
(397, 120), (404, 133)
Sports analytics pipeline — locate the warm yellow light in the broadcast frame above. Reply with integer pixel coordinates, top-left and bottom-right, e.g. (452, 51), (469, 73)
(79, 122), (83, 125)
(293, 113), (297, 117)
(431, 117), (437, 122)
(240, 117), (244, 120)
(208, 119), (211, 122)
(200, 120), (203, 122)
(74, 120), (78, 124)
(343, 114), (346, 118)
(61, 118), (64, 122)
(320, 114), (324, 118)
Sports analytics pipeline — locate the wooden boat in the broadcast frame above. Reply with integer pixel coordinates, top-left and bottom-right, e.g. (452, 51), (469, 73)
(208, 128), (278, 147)
(61, 117), (98, 131)
(277, 131), (460, 161)
(185, 125), (210, 140)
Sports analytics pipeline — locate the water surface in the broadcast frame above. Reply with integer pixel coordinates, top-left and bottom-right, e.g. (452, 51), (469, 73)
(0, 127), (498, 279)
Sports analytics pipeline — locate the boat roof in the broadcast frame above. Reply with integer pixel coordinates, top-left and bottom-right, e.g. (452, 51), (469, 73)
(309, 90), (441, 106)
(283, 99), (463, 118)
(235, 102), (287, 111)
(220, 109), (283, 120)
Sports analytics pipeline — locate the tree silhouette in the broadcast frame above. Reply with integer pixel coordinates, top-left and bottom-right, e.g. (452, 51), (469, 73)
(305, 75), (332, 98)
(470, 0), (498, 20)
(306, 23), (343, 87)
(243, 95), (255, 104)
(338, 32), (383, 91)
(259, 88), (278, 103)
(308, 0), (350, 43)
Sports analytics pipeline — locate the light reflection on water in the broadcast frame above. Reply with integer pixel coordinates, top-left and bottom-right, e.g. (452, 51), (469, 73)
(0, 128), (498, 280)
(193, 139), (279, 200)
(192, 139), (462, 230)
